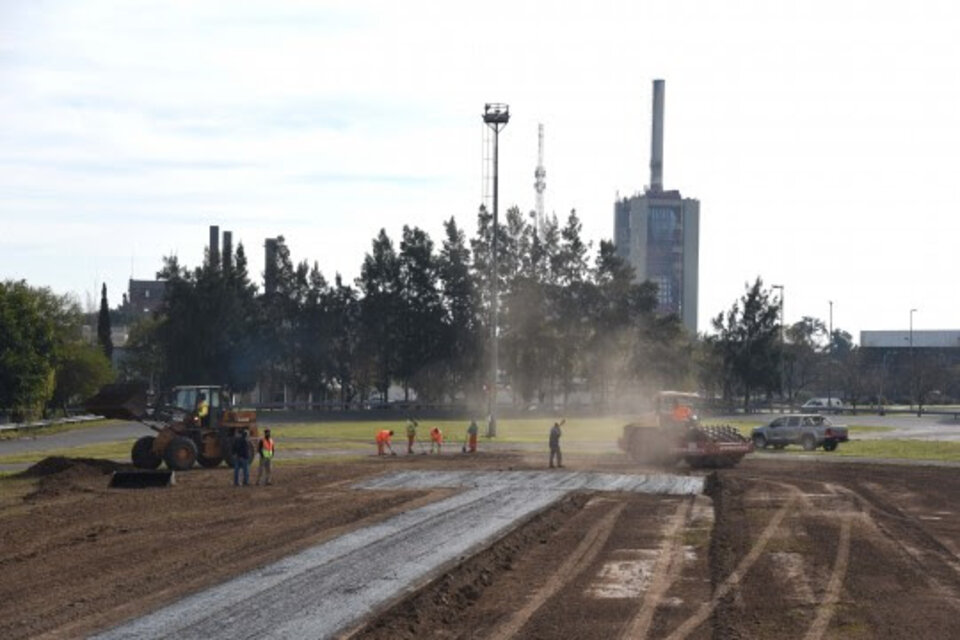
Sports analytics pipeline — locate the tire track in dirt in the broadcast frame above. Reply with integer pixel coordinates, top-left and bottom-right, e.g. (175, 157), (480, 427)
(838, 483), (960, 615)
(487, 499), (626, 639)
(803, 511), (852, 640)
(665, 486), (800, 640)
(618, 497), (694, 640)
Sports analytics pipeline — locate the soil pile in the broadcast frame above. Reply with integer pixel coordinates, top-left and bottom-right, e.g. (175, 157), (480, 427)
(19, 456), (126, 500)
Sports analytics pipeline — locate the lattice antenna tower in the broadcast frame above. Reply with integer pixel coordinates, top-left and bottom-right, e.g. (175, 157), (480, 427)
(533, 123), (546, 234)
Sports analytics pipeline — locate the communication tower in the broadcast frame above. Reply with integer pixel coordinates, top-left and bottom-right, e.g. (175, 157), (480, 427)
(534, 123), (546, 234)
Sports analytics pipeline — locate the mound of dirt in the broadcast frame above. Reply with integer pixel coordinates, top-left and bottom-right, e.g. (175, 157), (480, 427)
(19, 456), (126, 478)
(19, 457), (127, 501)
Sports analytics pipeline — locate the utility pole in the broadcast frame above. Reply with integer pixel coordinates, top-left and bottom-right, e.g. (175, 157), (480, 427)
(483, 103), (509, 437)
(772, 284), (784, 409)
(827, 300), (833, 408)
(910, 308), (917, 415)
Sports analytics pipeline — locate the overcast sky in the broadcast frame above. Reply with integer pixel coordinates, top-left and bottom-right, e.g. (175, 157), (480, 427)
(2, 0), (959, 338)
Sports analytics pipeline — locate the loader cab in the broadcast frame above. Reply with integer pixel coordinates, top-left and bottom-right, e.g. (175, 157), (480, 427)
(169, 385), (224, 428)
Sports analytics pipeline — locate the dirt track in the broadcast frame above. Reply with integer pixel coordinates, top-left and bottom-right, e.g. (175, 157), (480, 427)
(4, 451), (960, 638)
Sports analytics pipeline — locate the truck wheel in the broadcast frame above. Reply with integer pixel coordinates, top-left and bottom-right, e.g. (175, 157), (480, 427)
(823, 440), (838, 452)
(802, 434), (817, 451)
(164, 436), (198, 470)
(132, 436), (162, 469)
(752, 434), (767, 450)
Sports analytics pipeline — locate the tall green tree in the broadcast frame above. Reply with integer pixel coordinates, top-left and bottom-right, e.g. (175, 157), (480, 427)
(97, 283), (113, 362)
(153, 243), (261, 392)
(437, 217), (482, 402)
(396, 225), (445, 401)
(357, 229), (402, 401)
(710, 278), (781, 411)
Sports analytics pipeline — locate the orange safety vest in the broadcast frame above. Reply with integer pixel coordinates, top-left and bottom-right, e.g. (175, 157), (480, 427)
(430, 428), (442, 443)
(261, 437), (274, 459)
(376, 430), (392, 444)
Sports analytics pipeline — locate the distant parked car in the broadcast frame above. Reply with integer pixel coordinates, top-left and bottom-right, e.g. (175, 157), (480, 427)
(801, 397), (846, 413)
(751, 414), (849, 452)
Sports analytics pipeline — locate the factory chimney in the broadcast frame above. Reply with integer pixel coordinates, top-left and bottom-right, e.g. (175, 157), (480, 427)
(264, 238), (278, 295)
(649, 79), (665, 193)
(222, 230), (233, 271)
(209, 225), (220, 268)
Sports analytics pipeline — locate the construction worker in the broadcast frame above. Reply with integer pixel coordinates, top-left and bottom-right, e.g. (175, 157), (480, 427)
(465, 420), (478, 453)
(549, 420), (564, 468)
(195, 392), (209, 428)
(429, 426), (443, 454)
(671, 399), (693, 426)
(376, 429), (395, 456)
(255, 428), (275, 486)
(233, 429), (251, 486)
(406, 419), (418, 454)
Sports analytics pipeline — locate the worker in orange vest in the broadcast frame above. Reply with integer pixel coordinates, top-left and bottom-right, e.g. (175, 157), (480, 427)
(429, 426), (443, 454)
(671, 400), (693, 425)
(464, 420), (478, 453)
(255, 428), (275, 486)
(376, 429), (395, 456)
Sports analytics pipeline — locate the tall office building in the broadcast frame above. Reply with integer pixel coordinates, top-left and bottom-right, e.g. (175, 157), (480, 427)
(614, 79), (700, 334)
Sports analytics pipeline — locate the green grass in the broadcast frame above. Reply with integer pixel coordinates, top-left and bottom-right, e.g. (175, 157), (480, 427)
(847, 425), (895, 434)
(269, 417), (634, 445)
(0, 442), (131, 466)
(819, 439), (960, 462)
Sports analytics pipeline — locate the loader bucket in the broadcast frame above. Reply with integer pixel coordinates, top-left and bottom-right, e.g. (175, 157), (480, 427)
(109, 470), (175, 489)
(84, 383), (149, 421)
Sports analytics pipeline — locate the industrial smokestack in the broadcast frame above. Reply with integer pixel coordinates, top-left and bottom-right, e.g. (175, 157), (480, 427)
(264, 238), (278, 295)
(222, 231), (233, 271)
(209, 225), (220, 269)
(649, 79), (665, 192)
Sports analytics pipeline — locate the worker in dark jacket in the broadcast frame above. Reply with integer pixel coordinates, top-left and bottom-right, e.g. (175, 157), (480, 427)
(549, 420), (565, 468)
(233, 429), (251, 486)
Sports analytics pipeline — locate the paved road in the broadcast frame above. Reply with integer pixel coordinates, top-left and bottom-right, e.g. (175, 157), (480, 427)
(93, 470), (703, 639)
(0, 421), (144, 456)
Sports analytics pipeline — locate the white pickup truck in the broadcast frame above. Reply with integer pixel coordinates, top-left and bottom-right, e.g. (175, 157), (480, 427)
(750, 414), (849, 451)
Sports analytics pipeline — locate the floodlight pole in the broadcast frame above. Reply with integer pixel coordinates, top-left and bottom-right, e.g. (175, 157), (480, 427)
(483, 103), (509, 437)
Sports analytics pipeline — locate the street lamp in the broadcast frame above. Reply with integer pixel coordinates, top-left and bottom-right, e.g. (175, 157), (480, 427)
(772, 284), (784, 408)
(827, 300), (833, 408)
(483, 103), (509, 437)
(910, 308), (917, 414)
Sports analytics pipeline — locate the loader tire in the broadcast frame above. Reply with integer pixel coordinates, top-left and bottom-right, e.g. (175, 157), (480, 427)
(164, 436), (198, 471)
(132, 436), (162, 470)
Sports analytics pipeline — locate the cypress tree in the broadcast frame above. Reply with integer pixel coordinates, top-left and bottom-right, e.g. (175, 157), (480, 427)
(97, 283), (113, 362)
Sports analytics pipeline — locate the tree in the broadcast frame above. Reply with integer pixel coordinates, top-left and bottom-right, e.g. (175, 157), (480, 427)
(437, 217), (482, 402)
(357, 229), (402, 402)
(783, 317), (828, 403)
(97, 283), (113, 362)
(0, 281), (86, 420)
(52, 342), (114, 412)
(710, 278), (781, 411)
(153, 244), (261, 392)
(396, 225), (445, 401)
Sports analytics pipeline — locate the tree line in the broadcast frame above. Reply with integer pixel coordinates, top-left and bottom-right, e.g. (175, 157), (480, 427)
(3, 208), (951, 420)
(119, 207), (696, 410)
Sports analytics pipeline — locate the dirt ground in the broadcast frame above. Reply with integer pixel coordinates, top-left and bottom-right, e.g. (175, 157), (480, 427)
(4, 450), (960, 639)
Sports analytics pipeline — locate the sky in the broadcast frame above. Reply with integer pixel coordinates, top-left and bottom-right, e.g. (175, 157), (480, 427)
(2, 0), (959, 338)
